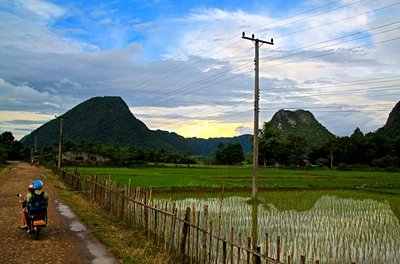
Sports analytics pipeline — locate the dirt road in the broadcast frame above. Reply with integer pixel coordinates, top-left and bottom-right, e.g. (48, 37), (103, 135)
(0, 161), (119, 264)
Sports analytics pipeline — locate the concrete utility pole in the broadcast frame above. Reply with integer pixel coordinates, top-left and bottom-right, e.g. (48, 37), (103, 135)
(34, 134), (37, 154)
(242, 32), (273, 200)
(57, 117), (63, 171)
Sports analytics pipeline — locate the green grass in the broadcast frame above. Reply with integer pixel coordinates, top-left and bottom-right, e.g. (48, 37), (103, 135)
(67, 166), (400, 192)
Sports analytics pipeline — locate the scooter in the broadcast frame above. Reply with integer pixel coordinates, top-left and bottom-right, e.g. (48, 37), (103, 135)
(27, 208), (47, 240)
(17, 194), (48, 240)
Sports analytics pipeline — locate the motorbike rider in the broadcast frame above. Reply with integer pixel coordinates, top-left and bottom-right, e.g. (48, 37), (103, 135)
(19, 183), (34, 229)
(27, 179), (49, 203)
(20, 179), (49, 231)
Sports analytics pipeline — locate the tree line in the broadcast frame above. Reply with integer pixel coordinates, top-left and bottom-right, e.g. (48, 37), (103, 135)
(1, 127), (399, 169)
(258, 122), (400, 169)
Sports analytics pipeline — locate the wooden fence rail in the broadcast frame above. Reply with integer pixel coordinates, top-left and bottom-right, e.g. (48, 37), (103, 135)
(57, 168), (355, 264)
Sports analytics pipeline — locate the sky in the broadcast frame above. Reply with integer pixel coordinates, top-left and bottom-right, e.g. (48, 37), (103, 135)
(0, 0), (399, 140)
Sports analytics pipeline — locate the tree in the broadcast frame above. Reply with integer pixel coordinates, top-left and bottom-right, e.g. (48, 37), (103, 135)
(259, 122), (280, 166)
(0, 131), (23, 162)
(214, 143), (244, 165)
(284, 133), (307, 166)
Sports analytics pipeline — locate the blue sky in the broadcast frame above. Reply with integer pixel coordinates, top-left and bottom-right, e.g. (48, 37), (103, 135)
(0, 0), (399, 140)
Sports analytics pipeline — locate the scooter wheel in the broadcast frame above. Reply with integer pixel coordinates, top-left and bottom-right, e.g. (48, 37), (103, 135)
(33, 228), (40, 240)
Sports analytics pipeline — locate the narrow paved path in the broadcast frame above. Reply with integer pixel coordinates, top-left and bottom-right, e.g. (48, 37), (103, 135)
(0, 161), (118, 264)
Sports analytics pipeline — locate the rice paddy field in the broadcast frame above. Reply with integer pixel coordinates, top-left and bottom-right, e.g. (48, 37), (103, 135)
(69, 166), (400, 191)
(68, 166), (400, 263)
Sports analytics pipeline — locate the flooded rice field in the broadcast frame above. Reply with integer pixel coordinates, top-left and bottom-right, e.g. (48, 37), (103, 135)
(165, 195), (400, 263)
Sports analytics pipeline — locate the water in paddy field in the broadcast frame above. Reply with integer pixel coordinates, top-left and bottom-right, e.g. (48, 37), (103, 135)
(166, 195), (400, 263)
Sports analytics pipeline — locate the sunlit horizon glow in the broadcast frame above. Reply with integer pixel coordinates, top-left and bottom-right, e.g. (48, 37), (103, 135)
(174, 120), (246, 139)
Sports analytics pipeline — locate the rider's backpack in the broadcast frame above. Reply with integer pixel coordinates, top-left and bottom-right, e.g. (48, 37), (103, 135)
(28, 191), (48, 213)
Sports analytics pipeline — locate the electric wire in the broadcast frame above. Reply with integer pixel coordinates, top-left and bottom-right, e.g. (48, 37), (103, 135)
(272, 1), (400, 40)
(121, 0), (369, 96)
(138, 19), (400, 107)
(142, 80), (399, 128)
(122, 2), (400, 135)
(262, 35), (400, 69)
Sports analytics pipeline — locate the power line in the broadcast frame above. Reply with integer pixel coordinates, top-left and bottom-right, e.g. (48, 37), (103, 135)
(138, 81), (399, 129)
(125, 2), (400, 134)
(138, 21), (400, 107)
(121, 0), (370, 97)
(262, 21), (400, 61)
(260, 0), (367, 33)
(272, 1), (400, 39)
(261, 35), (400, 69)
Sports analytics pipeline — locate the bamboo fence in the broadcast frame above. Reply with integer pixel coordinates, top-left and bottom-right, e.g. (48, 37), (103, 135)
(57, 169), (358, 264)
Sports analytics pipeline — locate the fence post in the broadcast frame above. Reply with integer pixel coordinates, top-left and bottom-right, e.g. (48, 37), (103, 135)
(255, 246), (261, 264)
(169, 204), (177, 252)
(144, 191), (148, 235)
(276, 236), (281, 262)
(300, 255), (305, 264)
(180, 207), (191, 262)
(147, 191), (151, 240)
(196, 211), (200, 262)
(120, 189), (125, 221)
(93, 175), (97, 202)
(247, 237), (251, 264)
(162, 201), (168, 248)
(202, 205), (209, 263)
(229, 227), (234, 264)
(190, 203), (196, 263)
(237, 232), (242, 264)
(222, 239), (227, 264)
(208, 221), (213, 264)
(154, 204), (158, 242)
(133, 188), (138, 228)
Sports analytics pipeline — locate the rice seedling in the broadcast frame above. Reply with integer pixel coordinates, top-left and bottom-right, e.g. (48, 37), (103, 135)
(154, 195), (400, 263)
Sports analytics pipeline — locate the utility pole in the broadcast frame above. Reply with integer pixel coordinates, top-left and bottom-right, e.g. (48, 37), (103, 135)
(242, 32), (273, 200)
(34, 134), (37, 154)
(57, 117), (63, 171)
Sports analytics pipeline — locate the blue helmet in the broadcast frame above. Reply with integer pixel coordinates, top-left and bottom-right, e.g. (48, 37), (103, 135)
(33, 179), (43, 190)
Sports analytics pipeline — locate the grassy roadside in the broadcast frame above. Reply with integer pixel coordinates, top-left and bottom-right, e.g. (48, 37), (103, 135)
(44, 167), (175, 264)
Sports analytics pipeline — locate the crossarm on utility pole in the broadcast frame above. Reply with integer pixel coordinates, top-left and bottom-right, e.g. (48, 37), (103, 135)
(242, 32), (274, 45)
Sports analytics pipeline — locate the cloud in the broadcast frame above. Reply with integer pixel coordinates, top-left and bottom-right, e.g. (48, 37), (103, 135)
(0, 78), (51, 111)
(15, 0), (65, 22)
(0, 12), (84, 54)
(0, 110), (55, 140)
(0, 0), (398, 140)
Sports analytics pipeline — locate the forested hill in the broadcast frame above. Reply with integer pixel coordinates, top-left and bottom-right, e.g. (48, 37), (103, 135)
(376, 100), (400, 137)
(20, 96), (399, 156)
(269, 109), (335, 148)
(20, 96), (252, 155)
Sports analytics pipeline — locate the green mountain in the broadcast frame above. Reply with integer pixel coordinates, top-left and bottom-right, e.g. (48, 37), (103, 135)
(20, 96), (252, 155)
(376, 100), (400, 137)
(269, 109), (335, 148)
